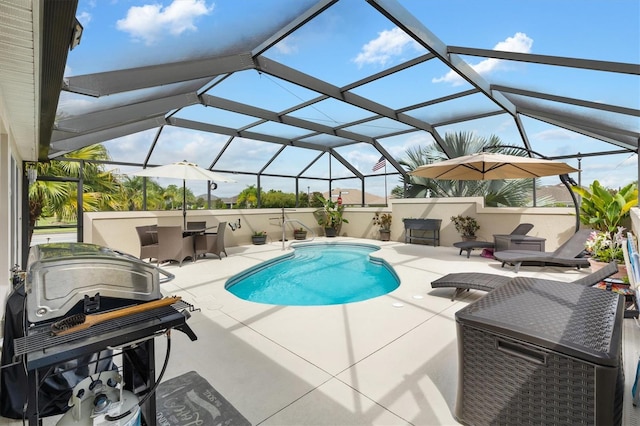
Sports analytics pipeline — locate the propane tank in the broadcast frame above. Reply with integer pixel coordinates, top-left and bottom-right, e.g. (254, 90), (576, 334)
(57, 370), (140, 426)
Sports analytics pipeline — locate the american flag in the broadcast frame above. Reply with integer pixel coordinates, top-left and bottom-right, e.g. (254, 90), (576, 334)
(372, 156), (386, 171)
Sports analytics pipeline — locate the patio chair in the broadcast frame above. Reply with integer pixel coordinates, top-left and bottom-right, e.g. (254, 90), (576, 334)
(453, 223), (534, 258)
(187, 221), (208, 259)
(431, 260), (618, 301)
(194, 222), (227, 260)
(136, 224), (158, 261)
(186, 221), (206, 231)
(156, 226), (194, 267)
(494, 228), (593, 272)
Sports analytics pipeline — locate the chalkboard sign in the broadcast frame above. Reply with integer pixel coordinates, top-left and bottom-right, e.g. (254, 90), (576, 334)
(156, 371), (251, 426)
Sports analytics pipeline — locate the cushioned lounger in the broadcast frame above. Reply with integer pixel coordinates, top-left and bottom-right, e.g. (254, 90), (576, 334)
(431, 273), (511, 300)
(494, 228), (593, 272)
(431, 260), (618, 301)
(452, 223), (534, 258)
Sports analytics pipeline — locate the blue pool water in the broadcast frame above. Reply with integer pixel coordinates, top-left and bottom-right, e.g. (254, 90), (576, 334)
(225, 243), (400, 306)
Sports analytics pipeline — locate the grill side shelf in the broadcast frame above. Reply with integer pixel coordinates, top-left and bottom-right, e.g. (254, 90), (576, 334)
(14, 301), (197, 370)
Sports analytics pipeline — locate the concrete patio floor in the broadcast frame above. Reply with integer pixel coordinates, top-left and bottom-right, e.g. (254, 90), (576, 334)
(3, 237), (639, 425)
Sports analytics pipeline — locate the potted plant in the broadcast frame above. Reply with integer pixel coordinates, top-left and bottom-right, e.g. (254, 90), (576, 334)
(373, 212), (392, 241)
(293, 227), (307, 240)
(571, 180), (637, 234)
(584, 228), (628, 278)
(450, 215), (480, 241)
(571, 180), (637, 277)
(252, 231), (267, 245)
(314, 195), (348, 237)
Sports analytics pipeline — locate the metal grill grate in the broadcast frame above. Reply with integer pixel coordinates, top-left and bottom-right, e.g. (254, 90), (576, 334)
(14, 301), (194, 358)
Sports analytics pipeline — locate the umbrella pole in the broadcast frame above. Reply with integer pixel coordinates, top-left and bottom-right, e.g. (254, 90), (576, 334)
(485, 145), (580, 233)
(183, 180), (187, 229)
(559, 174), (580, 234)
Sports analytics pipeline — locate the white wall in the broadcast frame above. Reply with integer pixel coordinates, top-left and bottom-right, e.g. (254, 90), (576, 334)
(0, 132), (27, 339)
(0, 134), (10, 326)
(84, 209), (325, 257)
(84, 198), (581, 255)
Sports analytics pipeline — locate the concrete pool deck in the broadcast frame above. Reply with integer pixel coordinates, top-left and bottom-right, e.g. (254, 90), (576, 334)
(3, 237), (639, 425)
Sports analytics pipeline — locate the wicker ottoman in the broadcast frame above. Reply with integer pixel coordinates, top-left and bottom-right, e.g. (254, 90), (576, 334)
(431, 272), (511, 300)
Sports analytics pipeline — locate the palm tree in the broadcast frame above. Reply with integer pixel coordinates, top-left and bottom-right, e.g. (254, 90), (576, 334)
(399, 131), (535, 207)
(236, 185), (260, 208)
(28, 144), (122, 243)
(119, 176), (166, 210)
(162, 185), (182, 210)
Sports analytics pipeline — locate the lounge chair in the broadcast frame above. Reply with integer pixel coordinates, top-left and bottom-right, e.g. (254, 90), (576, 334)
(431, 260), (618, 301)
(493, 228), (593, 272)
(453, 223), (534, 258)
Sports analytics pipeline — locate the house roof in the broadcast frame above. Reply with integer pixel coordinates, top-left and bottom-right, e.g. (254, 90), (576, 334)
(0, 0), (78, 160)
(322, 188), (387, 206)
(535, 184), (576, 206)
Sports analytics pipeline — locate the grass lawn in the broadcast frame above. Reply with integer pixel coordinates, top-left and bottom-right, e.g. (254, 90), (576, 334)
(33, 216), (77, 234)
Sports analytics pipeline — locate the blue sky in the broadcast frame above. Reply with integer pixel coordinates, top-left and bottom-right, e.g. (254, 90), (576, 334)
(62, 0), (639, 198)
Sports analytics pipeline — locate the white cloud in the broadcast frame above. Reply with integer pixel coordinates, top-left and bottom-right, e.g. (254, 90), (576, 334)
(116, 0), (214, 45)
(579, 155), (637, 189)
(274, 36), (298, 55)
(432, 32), (533, 85)
(534, 128), (579, 141)
(77, 11), (92, 27)
(57, 92), (99, 115)
(621, 153), (638, 167)
(494, 32), (533, 53)
(352, 27), (423, 68)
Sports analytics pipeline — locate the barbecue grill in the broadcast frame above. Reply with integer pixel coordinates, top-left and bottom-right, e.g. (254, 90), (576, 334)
(1, 242), (197, 425)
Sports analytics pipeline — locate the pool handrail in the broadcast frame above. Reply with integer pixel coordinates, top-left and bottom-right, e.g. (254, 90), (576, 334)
(282, 219), (315, 250)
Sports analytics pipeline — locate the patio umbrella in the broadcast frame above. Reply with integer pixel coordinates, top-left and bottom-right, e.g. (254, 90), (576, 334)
(409, 152), (581, 231)
(132, 161), (236, 228)
(409, 152), (578, 180)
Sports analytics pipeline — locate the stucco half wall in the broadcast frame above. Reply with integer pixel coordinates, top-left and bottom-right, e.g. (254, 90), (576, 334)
(83, 197), (585, 258)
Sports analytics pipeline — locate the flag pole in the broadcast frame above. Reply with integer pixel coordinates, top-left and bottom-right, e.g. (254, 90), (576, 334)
(373, 156), (388, 205)
(384, 162), (388, 206)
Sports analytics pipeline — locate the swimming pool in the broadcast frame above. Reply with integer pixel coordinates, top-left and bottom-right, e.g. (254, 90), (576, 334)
(225, 242), (400, 306)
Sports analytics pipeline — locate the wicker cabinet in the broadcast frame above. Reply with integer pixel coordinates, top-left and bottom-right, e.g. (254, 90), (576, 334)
(403, 218), (441, 246)
(494, 234), (545, 252)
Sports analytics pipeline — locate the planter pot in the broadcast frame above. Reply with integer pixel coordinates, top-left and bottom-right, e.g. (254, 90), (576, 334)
(379, 229), (391, 241)
(252, 235), (267, 245)
(462, 235), (477, 242)
(294, 231), (307, 240)
(588, 258), (628, 279)
(324, 227), (337, 237)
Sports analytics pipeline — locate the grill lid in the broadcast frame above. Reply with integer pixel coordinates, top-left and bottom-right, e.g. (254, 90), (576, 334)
(26, 243), (173, 323)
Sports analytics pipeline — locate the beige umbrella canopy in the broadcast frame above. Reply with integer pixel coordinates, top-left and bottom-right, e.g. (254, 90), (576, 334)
(409, 152), (578, 180)
(409, 151), (581, 232)
(132, 161), (236, 227)
(132, 160), (236, 182)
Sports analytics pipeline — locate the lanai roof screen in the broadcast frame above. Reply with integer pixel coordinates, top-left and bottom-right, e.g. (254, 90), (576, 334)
(53, 0), (638, 198)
